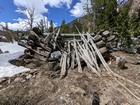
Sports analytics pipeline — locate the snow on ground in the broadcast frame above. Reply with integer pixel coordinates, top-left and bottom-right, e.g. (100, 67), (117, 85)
(0, 42), (30, 78)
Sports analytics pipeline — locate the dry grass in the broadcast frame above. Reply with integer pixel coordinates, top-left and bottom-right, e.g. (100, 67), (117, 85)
(0, 90), (43, 105)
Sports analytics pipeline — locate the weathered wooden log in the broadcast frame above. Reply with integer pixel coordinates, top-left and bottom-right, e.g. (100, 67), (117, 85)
(77, 46), (101, 76)
(102, 30), (110, 37)
(99, 47), (108, 54)
(70, 49), (76, 69)
(19, 35), (52, 52)
(67, 41), (71, 69)
(107, 35), (115, 42)
(131, 61), (140, 65)
(74, 40), (82, 73)
(93, 35), (102, 42)
(96, 40), (106, 48)
(75, 32), (101, 75)
(60, 53), (67, 79)
(18, 42), (50, 58)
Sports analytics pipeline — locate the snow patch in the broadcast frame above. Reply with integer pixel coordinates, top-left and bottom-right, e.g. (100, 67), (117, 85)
(0, 42), (30, 78)
(0, 42), (26, 54)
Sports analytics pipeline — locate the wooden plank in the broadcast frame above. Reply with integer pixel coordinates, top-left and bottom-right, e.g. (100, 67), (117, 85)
(76, 35), (101, 72)
(70, 49), (76, 69)
(73, 40), (82, 73)
(67, 41), (71, 69)
(60, 53), (67, 79)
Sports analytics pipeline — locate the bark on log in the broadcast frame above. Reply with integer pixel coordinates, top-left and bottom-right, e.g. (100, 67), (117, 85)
(60, 53), (67, 79)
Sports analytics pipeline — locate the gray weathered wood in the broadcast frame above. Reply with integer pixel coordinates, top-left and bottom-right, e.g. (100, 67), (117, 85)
(60, 53), (67, 79)
(73, 40), (82, 73)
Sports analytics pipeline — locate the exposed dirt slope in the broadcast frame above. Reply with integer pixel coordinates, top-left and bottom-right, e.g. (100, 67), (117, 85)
(0, 51), (140, 105)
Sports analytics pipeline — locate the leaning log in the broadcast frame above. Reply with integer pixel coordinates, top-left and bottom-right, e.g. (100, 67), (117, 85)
(60, 53), (67, 79)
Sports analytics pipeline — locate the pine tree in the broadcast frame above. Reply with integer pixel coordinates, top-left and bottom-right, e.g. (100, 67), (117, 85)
(37, 19), (45, 33)
(91, 0), (118, 31)
(71, 19), (82, 33)
(116, 3), (135, 52)
(129, 13), (140, 37)
(48, 20), (54, 33)
(60, 19), (68, 33)
(83, 0), (94, 32)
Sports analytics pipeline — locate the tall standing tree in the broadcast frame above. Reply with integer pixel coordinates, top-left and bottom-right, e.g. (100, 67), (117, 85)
(115, 2), (140, 52)
(129, 13), (140, 37)
(48, 20), (54, 33)
(37, 19), (45, 33)
(60, 19), (68, 33)
(71, 19), (82, 33)
(83, 0), (94, 32)
(18, 6), (36, 30)
(90, 0), (118, 31)
(15, 5), (36, 30)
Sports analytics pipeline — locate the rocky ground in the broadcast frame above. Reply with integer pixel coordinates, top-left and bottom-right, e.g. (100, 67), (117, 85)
(0, 51), (140, 105)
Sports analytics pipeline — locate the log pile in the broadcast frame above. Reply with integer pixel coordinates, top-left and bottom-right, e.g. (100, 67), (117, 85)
(18, 27), (140, 101)
(18, 27), (115, 78)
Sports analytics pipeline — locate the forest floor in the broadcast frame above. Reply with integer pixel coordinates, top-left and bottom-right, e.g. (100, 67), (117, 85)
(0, 51), (140, 105)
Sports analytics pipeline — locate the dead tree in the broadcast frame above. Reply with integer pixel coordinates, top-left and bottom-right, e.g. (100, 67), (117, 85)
(17, 5), (36, 30)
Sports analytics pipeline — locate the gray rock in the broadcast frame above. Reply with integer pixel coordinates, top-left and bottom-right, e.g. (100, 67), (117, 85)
(26, 74), (32, 80)
(51, 51), (61, 58)
(102, 30), (109, 36)
(115, 56), (127, 69)
(14, 77), (22, 82)
(29, 69), (37, 74)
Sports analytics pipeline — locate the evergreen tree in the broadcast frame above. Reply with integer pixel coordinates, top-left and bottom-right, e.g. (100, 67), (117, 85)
(48, 20), (54, 33)
(88, 0), (140, 52)
(83, 0), (94, 32)
(60, 19), (68, 33)
(91, 0), (118, 31)
(129, 13), (140, 37)
(37, 19), (45, 33)
(71, 19), (82, 33)
(116, 3), (138, 52)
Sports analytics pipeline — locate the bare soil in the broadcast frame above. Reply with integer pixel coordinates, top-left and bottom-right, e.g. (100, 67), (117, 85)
(0, 51), (140, 105)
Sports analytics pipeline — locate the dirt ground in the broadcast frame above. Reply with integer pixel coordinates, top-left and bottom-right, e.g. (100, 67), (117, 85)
(0, 51), (140, 105)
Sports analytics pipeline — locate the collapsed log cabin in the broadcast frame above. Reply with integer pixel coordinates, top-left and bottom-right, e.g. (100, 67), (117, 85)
(18, 27), (115, 78)
(18, 27), (140, 101)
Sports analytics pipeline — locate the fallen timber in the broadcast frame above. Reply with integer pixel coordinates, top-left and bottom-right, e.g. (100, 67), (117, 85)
(18, 28), (140, 101)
